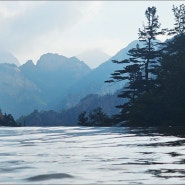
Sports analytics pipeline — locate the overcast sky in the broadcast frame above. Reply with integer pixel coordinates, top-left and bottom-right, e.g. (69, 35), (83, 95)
(0, 1), (183, 67)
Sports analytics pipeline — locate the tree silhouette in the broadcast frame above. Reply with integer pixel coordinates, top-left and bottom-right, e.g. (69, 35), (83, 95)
(78, 111), (89, 126)
(168, 4), (185, 35)
(0, 110), (19, 127)
(78, 107), (113, 127)
(106, 6), (164, 122)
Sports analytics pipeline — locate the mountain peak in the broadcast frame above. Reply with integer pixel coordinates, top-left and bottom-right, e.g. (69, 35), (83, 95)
(36, 53), (68, 70)
(77, 48), (111, 69)
(69, 56), (79, 61)
(19, 60), (35, 71)
(0, 50), (20, 66)
(25, 60), (35, 66)
(37, 53), (67, 64)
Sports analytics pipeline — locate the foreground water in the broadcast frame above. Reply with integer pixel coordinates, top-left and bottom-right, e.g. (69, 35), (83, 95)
(0, 126), (185, 184)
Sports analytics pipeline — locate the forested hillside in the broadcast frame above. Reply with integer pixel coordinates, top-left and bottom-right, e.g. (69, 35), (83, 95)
(17, 90), (126, 126)
(105, 4), (185, 127)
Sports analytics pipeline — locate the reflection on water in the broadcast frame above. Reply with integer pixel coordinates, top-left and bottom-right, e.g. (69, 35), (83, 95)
(0, 126), (185, 184)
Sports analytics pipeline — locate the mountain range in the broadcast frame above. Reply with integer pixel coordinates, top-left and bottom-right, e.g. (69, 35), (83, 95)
(0, 49), (20, 66)
(77, 48), (111, 69)
(56, 40), (139, 111)
(17, 91), (127, 126)
(0, 40), (139, 119)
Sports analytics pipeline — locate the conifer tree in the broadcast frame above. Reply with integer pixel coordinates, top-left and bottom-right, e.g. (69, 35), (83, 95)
(137, 6), (163, 90)
(106, 6), (164, 122)
(78, 111), (89, 126)
(168, 4), (185, 35)
(128, 5), (185, 126)
(106, 6), (163, 90)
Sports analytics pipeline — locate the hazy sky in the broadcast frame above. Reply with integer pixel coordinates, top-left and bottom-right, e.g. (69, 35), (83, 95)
(0, 1), (184, 67)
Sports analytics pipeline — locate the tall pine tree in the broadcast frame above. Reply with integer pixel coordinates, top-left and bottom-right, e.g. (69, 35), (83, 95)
(106, 6), (164, 122)
(168, 4), (185, 35)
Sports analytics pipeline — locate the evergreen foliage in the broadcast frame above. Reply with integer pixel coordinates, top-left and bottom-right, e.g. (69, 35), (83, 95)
(168, 4), (185, 35)
(128, 33), (185, 126)
(106, 6), (164, 122)
(78, 107), (113, 127)
(106, 4), (185, 126)
(0, 109), (19, 127)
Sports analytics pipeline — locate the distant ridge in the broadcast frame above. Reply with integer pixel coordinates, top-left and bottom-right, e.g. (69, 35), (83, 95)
(0, 40), (142, 119)
(0, 49), (20, 66)
(77, 48), (111, 69)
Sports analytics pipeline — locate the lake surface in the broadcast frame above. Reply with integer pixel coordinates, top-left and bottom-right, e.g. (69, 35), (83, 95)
(0, 126), (185, 184)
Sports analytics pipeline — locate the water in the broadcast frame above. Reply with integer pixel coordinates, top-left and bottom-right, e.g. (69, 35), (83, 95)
(0, 126), (185, 184)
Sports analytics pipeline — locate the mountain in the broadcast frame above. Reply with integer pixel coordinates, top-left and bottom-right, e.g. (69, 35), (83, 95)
(0, 53), (91, 118)
(16, 39), (166, 126)
(0, 63), (43, 118)
(20, 53), (91, 109)
(0, 50), (20, 66)
(17, 89), (126, 126)
(57, 40), (139, 110)
(77, 48), (111, 69)
(0, 40), (139, 119)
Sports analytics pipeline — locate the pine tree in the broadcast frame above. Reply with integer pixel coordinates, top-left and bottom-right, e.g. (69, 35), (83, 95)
(168, 4), (185, 35)
(137, 6), (164, 90)
(78, 111), (89, 126)
(107, 6), (163, 91)
(106, 6), (164, 122)
(78, 108), (113, 127)
(128, 5), (185, 126)
(88, 107), (112, 126)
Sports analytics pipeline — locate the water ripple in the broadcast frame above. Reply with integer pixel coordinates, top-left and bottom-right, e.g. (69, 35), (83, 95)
(0, 126), (185, 184)
(25, 173), (74, 182)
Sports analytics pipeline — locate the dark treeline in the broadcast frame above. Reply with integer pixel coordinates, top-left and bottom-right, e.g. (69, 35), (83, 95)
(0, 109), (19, 127)
(17, 92), (124, 126)
(78, 107), (114, 127)
(79, 4), (185, 127)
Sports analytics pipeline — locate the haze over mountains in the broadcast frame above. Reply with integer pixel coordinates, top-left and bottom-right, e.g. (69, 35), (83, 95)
(0, 50), (20, 66)
(57, 40), (139, 111)
(77, 49), (111, 69)
(0, 54), (90, 118)
(0, 40), (139, 119)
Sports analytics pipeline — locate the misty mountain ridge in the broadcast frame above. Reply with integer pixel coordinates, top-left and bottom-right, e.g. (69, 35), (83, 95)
(77, 48), (111, 69)
(0, 40), (140, 118)
(0, 53), (91, 118)
(0, 49), (20, 66)
(21, 53), (91, 109)
(0, 63), (43, 118)
(57, 40), (140, 111)
(18, 90), (126, 126)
